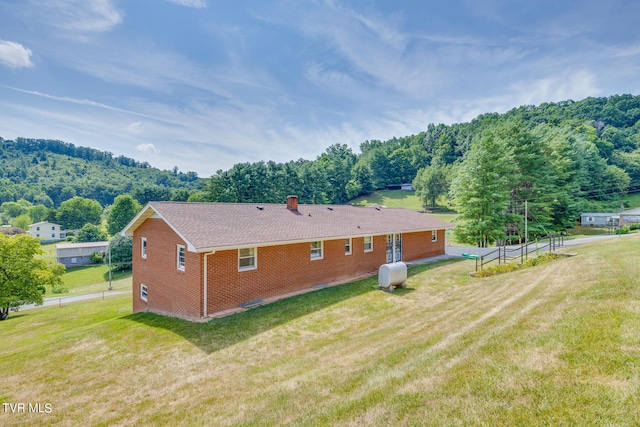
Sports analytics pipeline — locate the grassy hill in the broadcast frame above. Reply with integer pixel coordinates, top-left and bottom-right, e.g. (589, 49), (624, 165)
(1, 236), (639, 425)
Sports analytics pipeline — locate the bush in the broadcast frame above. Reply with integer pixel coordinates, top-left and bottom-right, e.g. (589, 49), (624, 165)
(629, 224), (640, 231)
(475, 252), (559, 277)
(37, 285), (47, 295)
(51, 283), (69, 294)
(89, 251), (104, 264)
(615, 227), (630, 235)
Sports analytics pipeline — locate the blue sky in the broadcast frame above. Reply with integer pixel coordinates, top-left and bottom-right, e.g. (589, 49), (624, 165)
(1, 0), (639, 177)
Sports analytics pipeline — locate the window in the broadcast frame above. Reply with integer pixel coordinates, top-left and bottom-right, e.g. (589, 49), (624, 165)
(345, 238), (352, 255)
(364, 236), (373, 252)
(432, 230), (437, 242)
(141, 237), (147, 259)
(176, 245), (185, 270)
(52, 233), (56, 238)
(52, 226), (55, 230)
(238, 247), (257, 271)
(310, 241), (323, 260)
(140, 284), (148, 301)
(36, 226), (40, 231)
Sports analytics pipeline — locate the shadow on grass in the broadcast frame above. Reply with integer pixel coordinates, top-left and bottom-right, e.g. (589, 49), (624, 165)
(124, 259), (462, 354)
(102, 268), (132, 282)
(124, 275), (379, 354)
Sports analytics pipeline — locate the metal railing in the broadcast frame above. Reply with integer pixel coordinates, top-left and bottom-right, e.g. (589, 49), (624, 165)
(472, 234), (564, 271)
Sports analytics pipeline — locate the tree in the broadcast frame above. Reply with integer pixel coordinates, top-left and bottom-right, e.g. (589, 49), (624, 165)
(56, 196), (102, 230)
(109, 235), (133, 271)
(413, 163), (450, 208)
(450, 130), (515, 247)
(75, 223), (108, 243)
(107, 195), (142, 236)
(28, 204), (49, 223)
(0, 234), (65, 320)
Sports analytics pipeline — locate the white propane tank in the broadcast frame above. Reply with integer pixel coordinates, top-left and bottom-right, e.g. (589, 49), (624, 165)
(378, 262), (407, 292)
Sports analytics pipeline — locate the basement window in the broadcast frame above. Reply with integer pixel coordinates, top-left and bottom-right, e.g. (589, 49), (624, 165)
(238, 247), (257, 271)
(176, 245), (185, 271)
(310, 241), (323, 260)
(140, 284), (148, 301)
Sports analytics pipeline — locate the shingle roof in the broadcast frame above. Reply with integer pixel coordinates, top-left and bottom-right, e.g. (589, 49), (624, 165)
(123, 201), (453, 252)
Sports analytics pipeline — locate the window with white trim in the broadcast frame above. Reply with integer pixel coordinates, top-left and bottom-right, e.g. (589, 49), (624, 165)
(238, 247), (257, 271)
(176, 245), (185, 271)
(310, 241), (323, 260)
(432, 230), (437, 242)
(140, 284), (148, 301)
(141, 237), (147, 259)
(345, 238), (352, 255)
(364, 236), (373, 252)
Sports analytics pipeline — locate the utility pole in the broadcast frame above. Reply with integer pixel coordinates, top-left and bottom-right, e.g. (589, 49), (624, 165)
(108, 244), (113, 290)
(525, 200), (528, 243)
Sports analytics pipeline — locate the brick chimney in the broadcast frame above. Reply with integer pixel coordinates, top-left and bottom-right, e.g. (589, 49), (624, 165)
(286, 195), (299, 211)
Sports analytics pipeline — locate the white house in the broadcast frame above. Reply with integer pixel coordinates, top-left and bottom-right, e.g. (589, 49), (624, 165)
(28, 221), (67, 242)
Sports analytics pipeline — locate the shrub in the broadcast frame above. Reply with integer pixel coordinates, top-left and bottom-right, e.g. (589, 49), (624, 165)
(51, 283), (69, 294)
(89, 251), (104, 264)
(629, 224), (640, 231)
(615, 227), (630, 235)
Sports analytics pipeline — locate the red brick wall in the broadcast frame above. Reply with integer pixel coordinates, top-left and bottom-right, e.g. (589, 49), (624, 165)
(132, 219), (203, 319)
(132, 220), (446, 319)
(206, 231), (445, 314)
(402, 230), (445, 260)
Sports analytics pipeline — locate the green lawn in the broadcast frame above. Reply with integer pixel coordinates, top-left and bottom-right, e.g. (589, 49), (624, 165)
(37, 241), (131, 295)
(351, 189), (458, 225)
(2, 236), (639, 425)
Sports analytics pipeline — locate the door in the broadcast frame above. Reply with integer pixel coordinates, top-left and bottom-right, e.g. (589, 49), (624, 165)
(386, 235), (393, 263)
(386, 234), (402, 262)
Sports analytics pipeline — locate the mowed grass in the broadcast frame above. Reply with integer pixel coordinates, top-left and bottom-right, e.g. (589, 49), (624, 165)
(2, 237), (640, 426)
(351, 189), (458, 224)
(38, 242), (131, 295)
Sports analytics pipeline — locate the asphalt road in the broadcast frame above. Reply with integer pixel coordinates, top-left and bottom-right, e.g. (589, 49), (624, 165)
(445, 233), (637, 260)
(18, 289), (132, 311)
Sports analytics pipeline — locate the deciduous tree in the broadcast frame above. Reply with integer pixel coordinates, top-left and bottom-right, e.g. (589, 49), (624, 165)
(0, 234), (65, 320)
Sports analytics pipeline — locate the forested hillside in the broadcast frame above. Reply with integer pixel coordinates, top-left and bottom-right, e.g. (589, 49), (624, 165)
(0, 138), (203, 207)
(201, 94), (640, 243)
(2, 94), (640, 243)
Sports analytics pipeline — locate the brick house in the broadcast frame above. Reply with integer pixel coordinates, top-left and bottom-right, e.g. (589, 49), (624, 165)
(122, 196), (452, 320)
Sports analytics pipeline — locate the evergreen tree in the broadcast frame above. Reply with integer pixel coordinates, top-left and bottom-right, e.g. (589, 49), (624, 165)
(451, 130), (515, 247)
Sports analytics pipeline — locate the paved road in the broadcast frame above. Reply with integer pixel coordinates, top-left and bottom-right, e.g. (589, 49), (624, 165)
(445, 233), (637, 260)
(18, 289), (132, 311)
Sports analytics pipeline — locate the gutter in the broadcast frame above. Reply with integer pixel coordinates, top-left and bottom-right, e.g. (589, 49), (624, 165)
(203, 251), (214, 318)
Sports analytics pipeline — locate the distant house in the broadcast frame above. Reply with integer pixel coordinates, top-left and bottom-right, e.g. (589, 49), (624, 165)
(580, 213), (619, 227)
(56, 241), (109, 268)
(386, 183), (414, 191)
(122, 196), (453, 321)
(28, 221), (67, 242)
(620, 207), (640, 226)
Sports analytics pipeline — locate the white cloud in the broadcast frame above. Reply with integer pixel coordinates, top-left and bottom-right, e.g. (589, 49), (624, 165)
(0, 41), (33, 69)
(126, 121), (143, 134)
(136, 143), (158, 154)
(165, 0), (207, 8)
(39, 0), (122, 36)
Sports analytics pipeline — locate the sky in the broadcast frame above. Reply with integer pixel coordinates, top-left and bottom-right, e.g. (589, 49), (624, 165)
(1, 0), (639, 177)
